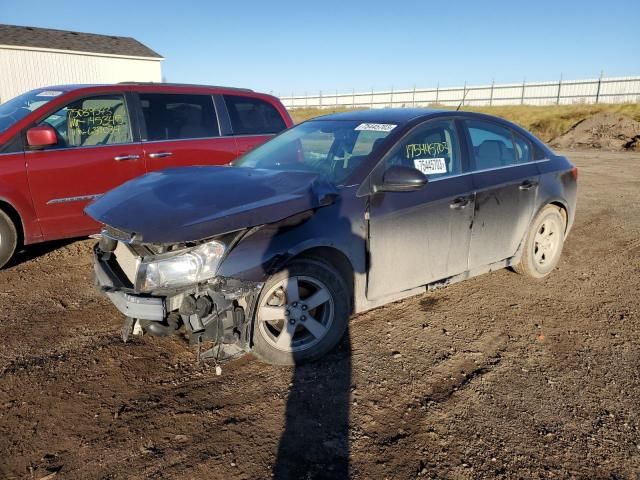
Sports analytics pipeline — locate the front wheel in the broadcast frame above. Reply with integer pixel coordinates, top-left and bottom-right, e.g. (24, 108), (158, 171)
(252, 258), (350, 365)
(513, 205), (566, 278)
(0, 210), (18, 269)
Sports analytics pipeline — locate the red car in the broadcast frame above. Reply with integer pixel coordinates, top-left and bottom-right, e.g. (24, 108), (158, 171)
(0, 83), (293, 267)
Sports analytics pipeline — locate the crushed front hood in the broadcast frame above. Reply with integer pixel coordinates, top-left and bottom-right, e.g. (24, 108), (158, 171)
(85, 166), (338, 244)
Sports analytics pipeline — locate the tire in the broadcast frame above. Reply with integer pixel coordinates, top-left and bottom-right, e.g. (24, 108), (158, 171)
(0, 209), (18, 269)
(513, 205), (566, 278)
(252, 258), (350, 365)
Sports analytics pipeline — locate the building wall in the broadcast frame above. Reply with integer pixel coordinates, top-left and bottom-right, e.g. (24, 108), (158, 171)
(0, 46), (162, 102)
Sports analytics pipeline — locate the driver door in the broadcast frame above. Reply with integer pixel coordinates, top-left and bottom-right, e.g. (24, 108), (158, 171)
(367, 119), (474, 300)
(25, 93), (145, 240)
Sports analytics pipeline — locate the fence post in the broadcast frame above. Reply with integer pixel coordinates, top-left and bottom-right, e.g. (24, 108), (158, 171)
(319, 90), (322, 108)
(595, 70), (603, 104)
(461, 81), (467, 107)
(489, 79), (494, 106)
(435, 82), (439, 104)
(556, 74), (562, 105)
(521, 78), (526, 105)
(412, 85), (416, 107)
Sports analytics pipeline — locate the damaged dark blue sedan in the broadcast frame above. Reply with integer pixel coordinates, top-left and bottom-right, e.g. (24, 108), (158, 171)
(87, 109), (577, 365)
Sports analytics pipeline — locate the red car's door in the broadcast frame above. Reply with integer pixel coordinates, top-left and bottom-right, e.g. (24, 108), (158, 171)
(26, 93), (145, 240)
(137, 92), (238, 171)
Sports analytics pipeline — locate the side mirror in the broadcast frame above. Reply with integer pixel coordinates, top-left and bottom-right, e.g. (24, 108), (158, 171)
(26, 126), (57, 148)
(377, 165), (428, 192)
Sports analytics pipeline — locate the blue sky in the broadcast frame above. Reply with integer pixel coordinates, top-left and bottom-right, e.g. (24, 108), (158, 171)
(1, 0), (638, 95)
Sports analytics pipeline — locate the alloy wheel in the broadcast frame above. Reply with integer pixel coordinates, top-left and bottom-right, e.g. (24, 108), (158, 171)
(257, 275), (334, 353)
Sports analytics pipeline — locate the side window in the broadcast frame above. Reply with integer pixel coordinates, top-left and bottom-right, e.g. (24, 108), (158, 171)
(224, 95), (286, 135)
(40, 94), (132, 148)
(385, 120), (461, 179)
(139, 93), (219, 141)
(513, 132), (532, 163)
(465, 120), (518, 170)
(533, 143), (548, 160)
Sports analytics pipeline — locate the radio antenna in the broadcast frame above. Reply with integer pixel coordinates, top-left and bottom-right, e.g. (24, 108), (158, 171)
(456, 83), (469, 111)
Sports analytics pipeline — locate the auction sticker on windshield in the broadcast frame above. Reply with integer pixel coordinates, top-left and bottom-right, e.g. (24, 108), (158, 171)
(36, 91), (63, 97)
(355, 123), (396, 132)
(414, 157), (447, 174)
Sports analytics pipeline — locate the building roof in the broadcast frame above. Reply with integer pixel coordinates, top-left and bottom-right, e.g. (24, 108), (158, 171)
(0, 24), (162, 59)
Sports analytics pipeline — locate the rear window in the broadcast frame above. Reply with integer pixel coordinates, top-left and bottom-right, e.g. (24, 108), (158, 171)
(139, 93), (219, 141)
(224, 95), (286, 135)
(465, 120), (518, 170)
(513, 132), (533, 163)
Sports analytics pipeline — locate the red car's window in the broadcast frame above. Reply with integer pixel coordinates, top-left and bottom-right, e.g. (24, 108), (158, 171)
(140, 93), (219, 141)
(40, 94), (132, 148)
(224, 95), (286, 135)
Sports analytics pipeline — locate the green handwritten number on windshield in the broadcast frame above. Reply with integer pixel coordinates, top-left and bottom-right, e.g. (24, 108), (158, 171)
(405, 142), (449, 159)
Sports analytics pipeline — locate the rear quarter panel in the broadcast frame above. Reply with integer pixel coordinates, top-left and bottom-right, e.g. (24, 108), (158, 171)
(536, 154), (578, 234)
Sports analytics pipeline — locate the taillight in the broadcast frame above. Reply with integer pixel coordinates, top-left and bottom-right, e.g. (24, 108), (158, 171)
(570, 167), (578, 180)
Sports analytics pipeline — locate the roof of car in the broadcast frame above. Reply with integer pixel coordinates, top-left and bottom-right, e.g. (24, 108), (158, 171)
(116, 82), (253, 92)
(32, 83), (255, 93)
(311, 108), (448, 123)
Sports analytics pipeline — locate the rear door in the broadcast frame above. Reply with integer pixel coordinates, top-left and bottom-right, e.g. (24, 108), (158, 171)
(367, 118), (474, 299)
(137, 92), (238, 171)
(223, 94), (288, 156)
(464, 119), (540, 268)
(26, 92), (144, 239)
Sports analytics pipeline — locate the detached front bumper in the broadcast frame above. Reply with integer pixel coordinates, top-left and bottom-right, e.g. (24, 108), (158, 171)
(94, 248), (165, 321)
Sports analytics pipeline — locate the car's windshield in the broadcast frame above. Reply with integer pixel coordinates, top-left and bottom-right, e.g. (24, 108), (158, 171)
(233, 120), (398, 184)
(0, 88), (65, 133)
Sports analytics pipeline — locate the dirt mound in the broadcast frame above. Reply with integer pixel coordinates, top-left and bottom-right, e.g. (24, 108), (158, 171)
(551, 112), (640, 151)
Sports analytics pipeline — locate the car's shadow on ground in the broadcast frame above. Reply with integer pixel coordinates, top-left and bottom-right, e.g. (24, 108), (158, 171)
(5, 239), (77, 269)
(273, 331), (352, 479)
(266, 202), (359, 479)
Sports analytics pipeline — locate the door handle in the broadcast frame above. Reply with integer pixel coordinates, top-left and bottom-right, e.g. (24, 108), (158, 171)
(148, 152), (173, 159)
(114, 154), (140, 161)
(449, 196), (470, 209)
(519, 180), (539, 191)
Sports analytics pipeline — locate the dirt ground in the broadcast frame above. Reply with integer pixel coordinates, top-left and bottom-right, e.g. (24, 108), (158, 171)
(1, 150), (639, 479)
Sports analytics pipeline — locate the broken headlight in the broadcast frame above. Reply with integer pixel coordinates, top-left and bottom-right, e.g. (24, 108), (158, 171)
(138, 240), (225, 291)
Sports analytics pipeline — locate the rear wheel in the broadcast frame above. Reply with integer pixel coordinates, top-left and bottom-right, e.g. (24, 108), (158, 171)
(0, 210), (18, 269)
(252, 258), (349, 365)
(513, 205), (566, 278)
